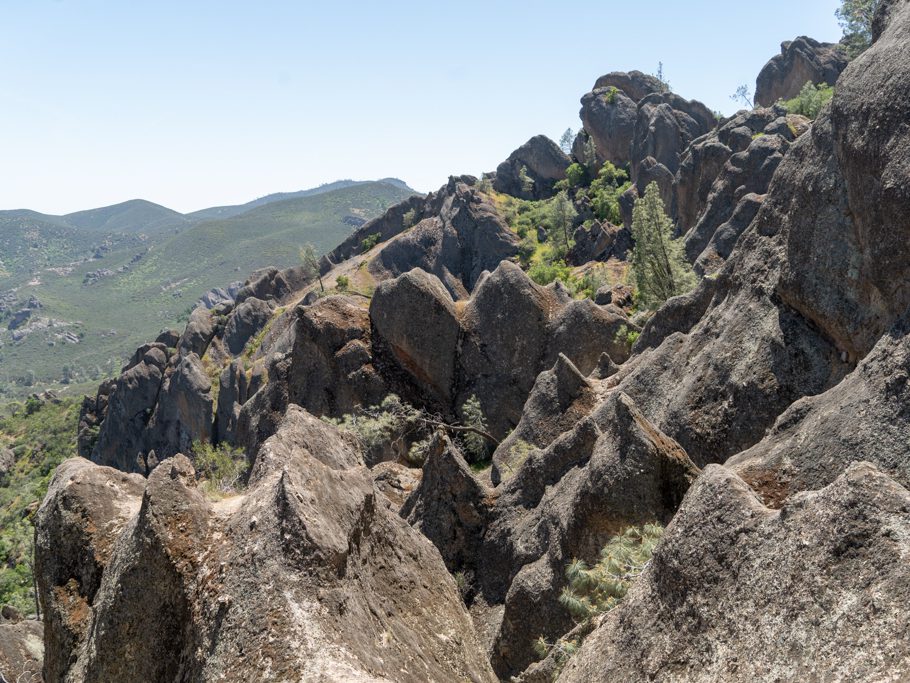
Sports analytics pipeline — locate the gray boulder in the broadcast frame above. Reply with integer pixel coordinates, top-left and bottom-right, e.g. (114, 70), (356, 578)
(222, 296), (274, 355)
(592, 70), (664, 102)
(90, 343), (171, 473)
(177, 307), (216, 357)
(578, 87), (638, 167)
(146, 352), (213, 460)
(370, 268), (461, 409)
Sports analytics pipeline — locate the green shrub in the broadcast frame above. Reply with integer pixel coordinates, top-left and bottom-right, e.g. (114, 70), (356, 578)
(604, 85), (619, 104)
(559, 523), (662, 621)
(782, 81), (835, 119)
(565, 163), (587, 189)
(614, 324), (640, 347)
(528, 261), (573, 287)
(192, 441), (249, 496)
(360, 232), (381, 253)
(336, 275), (350, 291)
(518, 165), (535, 194)
(588, 162), (630, 224)
(402, 208), (417, 228)
(459, 395), (489, 462)
(517, 235), (538, 268)
(574, 265), (613, 300)
(327, 394), (427, 462)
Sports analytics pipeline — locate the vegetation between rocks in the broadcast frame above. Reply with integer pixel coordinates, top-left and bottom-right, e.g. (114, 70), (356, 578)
(533, 523), (664, 674)
(0, 396), (79, 614)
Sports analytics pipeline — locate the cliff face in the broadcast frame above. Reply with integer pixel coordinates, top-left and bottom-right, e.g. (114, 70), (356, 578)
(32, 1), (910, 681)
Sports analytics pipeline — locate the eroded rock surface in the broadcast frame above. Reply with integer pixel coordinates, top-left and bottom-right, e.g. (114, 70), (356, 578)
(558, 463), (910, 683)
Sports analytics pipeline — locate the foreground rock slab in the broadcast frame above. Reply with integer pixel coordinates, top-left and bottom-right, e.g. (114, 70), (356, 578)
(558, 462), (910, 682)
(36, 408), (496, 683)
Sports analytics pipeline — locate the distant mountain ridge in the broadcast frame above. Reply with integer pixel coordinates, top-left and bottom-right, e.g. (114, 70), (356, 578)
(0, 178), (417, 397)
(186, 178), (414, 220)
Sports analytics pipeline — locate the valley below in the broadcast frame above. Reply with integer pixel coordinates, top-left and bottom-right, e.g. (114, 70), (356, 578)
(1, 1), (909, 681)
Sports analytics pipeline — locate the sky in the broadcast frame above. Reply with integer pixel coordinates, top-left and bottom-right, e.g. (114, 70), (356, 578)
(0, 0), (843, 215)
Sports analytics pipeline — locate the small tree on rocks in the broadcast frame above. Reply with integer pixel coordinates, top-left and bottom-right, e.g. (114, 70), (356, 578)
(630, 182), (696, 309)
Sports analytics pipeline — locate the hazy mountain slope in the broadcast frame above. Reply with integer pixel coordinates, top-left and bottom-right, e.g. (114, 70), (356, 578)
(0, 180), (416, 397)
(186, 178), (413, 220)
(63, 198), (190, 234)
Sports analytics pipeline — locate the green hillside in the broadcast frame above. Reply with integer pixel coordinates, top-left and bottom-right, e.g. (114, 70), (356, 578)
(0, 180), (416, 397)
(64, 199), (190, 235)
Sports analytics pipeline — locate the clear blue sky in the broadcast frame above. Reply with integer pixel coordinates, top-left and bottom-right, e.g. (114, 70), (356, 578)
(0, 0), (842, 215)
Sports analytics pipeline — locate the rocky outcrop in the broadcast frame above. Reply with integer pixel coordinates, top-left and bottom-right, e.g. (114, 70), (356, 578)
(177, 307), (216, 357)
(145, 352), (213, 460)
(558, 463), (910, 682)
(476, 392), (698, 677)
(728, 312), (910, 506)
(89, 343), (172, 472)
(36, 412), (496, 683)
(222, 296), (273, 355)
(233, 265), (310, 305)
(755, 36), (848, 107)
(34, 459), (146, 682)
(456, 262), (631, 438)
(371, 179), (520, 299)
(401, 434), (492, 575)
(491, 354), (597, 484)
(493, 136), (570, 200)
(684, 133), (790, 272)
(592, 70), (664, 102)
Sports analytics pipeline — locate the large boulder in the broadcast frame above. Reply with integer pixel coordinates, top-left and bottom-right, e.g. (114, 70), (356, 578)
(456, 262), (628, 438)
(493, 135), (570, 200)
(89, 343), (171, 473)
(177, 306), (216, 357)
(578, 87), (638, 167)
(36, 412), (497, 682)
(146, 352), (213, 461)
(558, 463), (910, 682)
(755, 36), (849, 107)
(592, 70), (664, 102)
(370, 268), (461, 409)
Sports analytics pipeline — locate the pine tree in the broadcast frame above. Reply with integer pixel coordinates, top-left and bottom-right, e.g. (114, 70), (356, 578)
(630, 182), (696, 309)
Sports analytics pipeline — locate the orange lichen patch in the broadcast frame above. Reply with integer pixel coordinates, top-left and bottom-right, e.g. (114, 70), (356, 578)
(739, 468), (791, 509)
(54, 579), (92, 633)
